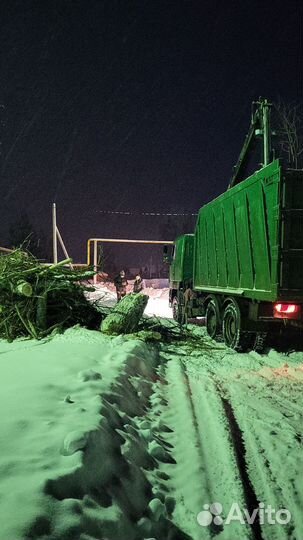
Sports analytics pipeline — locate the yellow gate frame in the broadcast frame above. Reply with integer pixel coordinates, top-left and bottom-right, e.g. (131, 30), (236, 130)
(87, 237), (174, 284)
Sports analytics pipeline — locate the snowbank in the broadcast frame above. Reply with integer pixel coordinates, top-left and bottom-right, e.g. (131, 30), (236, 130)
(0, 328), (118, 538)
(0, 327), (182, 539)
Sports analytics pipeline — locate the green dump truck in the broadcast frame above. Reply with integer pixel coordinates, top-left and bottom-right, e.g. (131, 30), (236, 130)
(167, 99), (303, 351)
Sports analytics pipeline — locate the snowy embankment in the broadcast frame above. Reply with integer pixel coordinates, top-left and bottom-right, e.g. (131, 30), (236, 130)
(0, 324), (184, 540)
(0, 328), (136, 538)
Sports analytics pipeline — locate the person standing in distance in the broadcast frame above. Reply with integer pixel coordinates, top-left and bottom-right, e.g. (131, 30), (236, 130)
(133, 274), (144, 293)
(114, 270), (128, 302)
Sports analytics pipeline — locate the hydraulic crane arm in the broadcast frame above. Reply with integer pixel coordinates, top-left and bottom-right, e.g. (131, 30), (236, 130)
(229, 98), (272, 189)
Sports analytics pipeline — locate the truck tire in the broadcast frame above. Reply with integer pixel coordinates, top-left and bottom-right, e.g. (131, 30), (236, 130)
(206, 300), (222, 340)
(222, 302), (252, 352)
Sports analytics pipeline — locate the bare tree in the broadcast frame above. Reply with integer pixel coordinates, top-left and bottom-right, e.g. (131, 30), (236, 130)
(274, 100), (303, 168)
(9, 213), (51, 260)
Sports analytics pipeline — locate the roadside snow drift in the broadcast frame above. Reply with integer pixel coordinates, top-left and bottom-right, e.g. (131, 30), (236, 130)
(0, 326), (184, 540)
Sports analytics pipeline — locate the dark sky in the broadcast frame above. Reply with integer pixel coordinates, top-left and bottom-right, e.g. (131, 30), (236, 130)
(0, 0), (302, 263)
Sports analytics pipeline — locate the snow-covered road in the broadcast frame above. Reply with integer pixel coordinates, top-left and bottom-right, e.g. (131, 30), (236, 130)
(157, 327), (303, 539)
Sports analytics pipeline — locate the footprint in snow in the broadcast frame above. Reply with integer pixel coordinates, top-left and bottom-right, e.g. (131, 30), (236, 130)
(78, 369), (102, 382)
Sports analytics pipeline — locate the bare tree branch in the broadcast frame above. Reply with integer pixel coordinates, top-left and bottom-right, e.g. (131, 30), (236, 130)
(274, 100), (303, 168)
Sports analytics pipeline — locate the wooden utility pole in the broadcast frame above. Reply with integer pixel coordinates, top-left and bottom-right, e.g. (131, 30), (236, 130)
(52, 203), (58, 264)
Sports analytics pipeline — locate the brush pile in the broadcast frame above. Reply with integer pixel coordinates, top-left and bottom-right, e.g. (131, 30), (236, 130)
(0, 250), (103, 341)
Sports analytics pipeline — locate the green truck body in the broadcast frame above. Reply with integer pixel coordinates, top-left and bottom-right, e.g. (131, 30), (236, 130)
(194, 159), (303, 302)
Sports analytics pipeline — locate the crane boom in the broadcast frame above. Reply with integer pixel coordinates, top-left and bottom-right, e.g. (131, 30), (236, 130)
(229, 98), (272, 188)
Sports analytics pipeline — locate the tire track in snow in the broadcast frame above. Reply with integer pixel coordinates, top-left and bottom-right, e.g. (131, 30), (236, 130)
(160, 347), (254, 540)
(225, 380), (303, 540)
(220, 396), (264, 540)
(182, 361), (256, 540)
(159, 356), (212, 540)
(173, 328), (303, 540)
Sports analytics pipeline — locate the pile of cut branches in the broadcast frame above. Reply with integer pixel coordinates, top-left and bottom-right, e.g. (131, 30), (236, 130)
(0, 250), (103, 341)
(137, 315), (188, 342)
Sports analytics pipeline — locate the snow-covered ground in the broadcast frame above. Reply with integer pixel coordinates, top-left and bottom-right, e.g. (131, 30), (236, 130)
(0, 290), (302, 540)
(160, 329), (303, 540)
(143, 287), (173, 318)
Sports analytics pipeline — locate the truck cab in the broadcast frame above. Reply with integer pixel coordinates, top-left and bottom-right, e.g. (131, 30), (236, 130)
(167, 234), (195, 322)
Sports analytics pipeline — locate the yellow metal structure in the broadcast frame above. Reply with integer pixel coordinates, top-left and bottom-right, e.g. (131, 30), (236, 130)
(87, 237), (174, 284)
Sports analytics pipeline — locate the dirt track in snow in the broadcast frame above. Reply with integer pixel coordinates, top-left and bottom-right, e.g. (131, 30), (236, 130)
(155, 328), (303, 540)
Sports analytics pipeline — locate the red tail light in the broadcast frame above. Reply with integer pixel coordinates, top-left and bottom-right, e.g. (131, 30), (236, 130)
(274, 303), (301, 319)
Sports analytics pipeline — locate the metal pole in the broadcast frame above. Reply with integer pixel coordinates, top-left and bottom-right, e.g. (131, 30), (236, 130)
(52, 203), (58, 264)
(56, 227), (73, 269)
(87, 239), (91, 266)
(262, 99), (271, 166)
(87, 237), (174, 245)
(93, 240), (97, 285)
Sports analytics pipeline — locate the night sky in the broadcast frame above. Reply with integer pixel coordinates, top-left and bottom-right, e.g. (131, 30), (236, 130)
(0, 0), (302, 266)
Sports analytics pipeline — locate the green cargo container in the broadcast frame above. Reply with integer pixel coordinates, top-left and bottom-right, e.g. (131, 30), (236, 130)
(194, 159), (303, 302)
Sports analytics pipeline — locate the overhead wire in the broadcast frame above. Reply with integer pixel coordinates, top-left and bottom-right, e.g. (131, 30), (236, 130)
(95, 210), (198, 216)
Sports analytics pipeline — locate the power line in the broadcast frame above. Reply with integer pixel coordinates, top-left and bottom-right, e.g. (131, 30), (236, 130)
(96, 210), (198, 216)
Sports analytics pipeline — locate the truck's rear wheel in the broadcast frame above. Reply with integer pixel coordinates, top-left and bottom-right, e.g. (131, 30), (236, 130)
(206, 300), (222, 340)
(222, 302), (251, 351)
